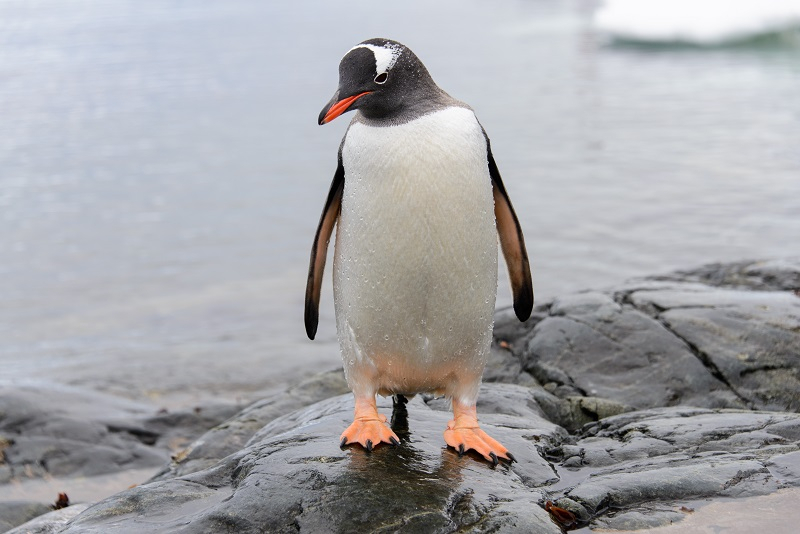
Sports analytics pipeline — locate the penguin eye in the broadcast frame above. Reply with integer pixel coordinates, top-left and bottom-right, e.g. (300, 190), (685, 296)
(374, 72), (388, 84)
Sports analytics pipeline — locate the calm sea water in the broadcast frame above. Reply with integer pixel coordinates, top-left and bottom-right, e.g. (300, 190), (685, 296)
(1, 0), (798, 408)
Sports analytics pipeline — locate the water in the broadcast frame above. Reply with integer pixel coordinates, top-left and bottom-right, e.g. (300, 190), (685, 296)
(1, 0), (799, 408)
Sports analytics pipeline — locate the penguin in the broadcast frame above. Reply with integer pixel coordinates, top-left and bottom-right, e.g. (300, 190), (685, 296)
(305, 38), (533, 464)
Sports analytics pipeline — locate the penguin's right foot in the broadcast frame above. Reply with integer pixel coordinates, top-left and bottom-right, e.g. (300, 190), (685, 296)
(340, 396), (400, 451)
(444, 401), (514, 465)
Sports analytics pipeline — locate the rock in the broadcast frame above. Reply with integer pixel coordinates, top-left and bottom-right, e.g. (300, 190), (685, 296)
(481, 344), (538, 387)
(636, 287), (800, 410)
(5, 504), (92, 534)
(546, 407), (800, 530)
(591, 507), (686, 531)
(653, 258), (800, 292)
(0, 386), (167, 482)
(767, 450), (800, 486)
(4, 259), (799, 532)
(0, 384), (240, 484)
(562, 396), (631, 430)
(461, 367), (629, 433)
(150, 368), (350, 481)
(519, 291), (744, 410)
(0, 370), (346, 532)
(0, 370), (347, 492)
(25, 386), (800, 533)
(56, 385), (566, 534)
(493, 259), (800, 413)
(0, 501), (53, 533)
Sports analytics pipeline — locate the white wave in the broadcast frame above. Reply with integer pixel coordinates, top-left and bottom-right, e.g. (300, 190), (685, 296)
(594, 0), (800, 44)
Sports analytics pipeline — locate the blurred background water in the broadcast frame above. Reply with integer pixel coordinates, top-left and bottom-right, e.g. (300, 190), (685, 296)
(1, 0), (799, 409)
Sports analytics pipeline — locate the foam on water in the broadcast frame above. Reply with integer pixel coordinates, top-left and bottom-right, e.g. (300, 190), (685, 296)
(594, 0), (800, 44)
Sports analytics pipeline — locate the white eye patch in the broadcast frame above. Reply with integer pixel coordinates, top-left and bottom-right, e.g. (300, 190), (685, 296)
(347, 43), (403, 75)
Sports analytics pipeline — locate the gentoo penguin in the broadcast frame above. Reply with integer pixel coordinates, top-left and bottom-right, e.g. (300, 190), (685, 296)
(305, 38), (533, 464)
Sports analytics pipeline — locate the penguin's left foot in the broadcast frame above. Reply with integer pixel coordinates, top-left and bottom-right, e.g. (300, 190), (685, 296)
(444, 402), (514, 465)
(340, 396), (400, 451)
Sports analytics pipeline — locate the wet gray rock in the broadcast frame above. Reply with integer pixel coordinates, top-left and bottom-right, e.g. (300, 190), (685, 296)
(653, 258), (800, 292)
(547, 407), (800, 530)
(56, 385), (566, 534)
(519, 291), (745, 410)
(23, 388), (800, 534)
(150, 368), (350, 481)
(591, 507), (686, 531)
(494, 258), (800, 414)
(0, 386), (165, 483)
(0, 502), (52, 533)
(768, 450), (800, 486)
(481, 344), (538, 387)
(4, 258), (799, 533)
(0, 371), (348, 533)
(637, 287), (800, 411)
(483, 347), (633, 433)
(5, 504), (91, 534)
(0, 385), (239, 484)
(0, 370), (345, 490)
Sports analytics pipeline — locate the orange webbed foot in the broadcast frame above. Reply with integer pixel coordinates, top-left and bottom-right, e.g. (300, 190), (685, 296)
(444, 402), (514, 465)
(340, 397), (399, 451)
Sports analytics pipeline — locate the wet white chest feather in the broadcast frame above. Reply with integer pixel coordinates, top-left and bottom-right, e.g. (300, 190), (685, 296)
(333, 106), (498, 404)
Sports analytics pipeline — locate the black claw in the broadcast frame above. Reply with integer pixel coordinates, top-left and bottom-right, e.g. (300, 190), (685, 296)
(458, 444), (465, 456)
(390, 436), (400, 447)
(366, 439), (373, 452)
(507, 452), (517, 463)
(340, 437), (348, 448)
(490, 452), (499, 466)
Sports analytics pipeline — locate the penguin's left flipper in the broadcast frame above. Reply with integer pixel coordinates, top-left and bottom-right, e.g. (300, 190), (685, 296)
(304, 157), (345, 340)
(485, 137), (534, 322)
(444, 402), (514, 465)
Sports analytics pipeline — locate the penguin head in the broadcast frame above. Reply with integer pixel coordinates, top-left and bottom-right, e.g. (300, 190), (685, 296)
(318, 38), (438, 125)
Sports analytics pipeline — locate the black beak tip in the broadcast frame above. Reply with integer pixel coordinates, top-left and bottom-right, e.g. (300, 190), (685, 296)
(318, 93), (337, 125)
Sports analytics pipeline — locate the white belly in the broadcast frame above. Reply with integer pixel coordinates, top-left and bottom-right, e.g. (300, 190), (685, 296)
(333, 107), (498, 405)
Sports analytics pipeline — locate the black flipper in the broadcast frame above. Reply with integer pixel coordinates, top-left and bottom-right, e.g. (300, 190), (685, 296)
(304, 157), (345, 339)
(486, 139), (534, 321)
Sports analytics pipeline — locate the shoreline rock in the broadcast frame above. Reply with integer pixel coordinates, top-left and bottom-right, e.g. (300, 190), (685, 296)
(0, 384), (242, 485)
(493, 258), (800, 414)
(3, 258), (798, 533)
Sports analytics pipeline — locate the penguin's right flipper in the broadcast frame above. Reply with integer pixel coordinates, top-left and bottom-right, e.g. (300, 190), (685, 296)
(304, 158), (345, 340)
(486, 142), (534, 322)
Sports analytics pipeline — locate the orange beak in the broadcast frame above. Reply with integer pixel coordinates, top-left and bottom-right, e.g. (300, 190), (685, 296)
(319, 91), (371, 124)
